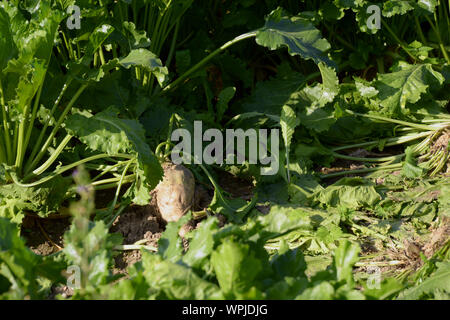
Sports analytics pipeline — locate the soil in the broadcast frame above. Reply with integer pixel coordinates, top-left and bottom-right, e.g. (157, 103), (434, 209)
(111, 203), (162, 246)
(21, 215), (70, 255)
(218, 170), (254, 201)
(111, 201), (163, 273)
(359, 216), (450, 275)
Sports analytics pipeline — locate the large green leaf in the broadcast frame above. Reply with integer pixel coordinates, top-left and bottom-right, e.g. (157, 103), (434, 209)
(3, 1), (63, 62)
(312, 177), (382, 209)
(65, 107), (163, 201)
(0, 175), (71, 221)
(270, 242), (307, 279)
(0, 7), (16, 72)
(211, 238), (263, 298)
(415, 0), (439, 14)
(259, 205), (314, 240)
(1, 1), (63, 113)
(239, 62), (338, 134)
(241, 65), (306, 115)
(256, 7), (332, 66)
(142, 252), (223, 300)
(332, 240), (360, 286)
(182, 217), (218, 269)
(375, 63), (445, 114)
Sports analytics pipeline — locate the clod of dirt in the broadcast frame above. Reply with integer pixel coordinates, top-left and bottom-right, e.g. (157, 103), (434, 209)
(155, 163), (195, 223)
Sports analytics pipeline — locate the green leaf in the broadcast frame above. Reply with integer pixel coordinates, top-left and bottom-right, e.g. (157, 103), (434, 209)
(416, 0), (438, 14)
(256, 7), (332, 66)
(270, 242), (307, 279)
(313, 177), (382, 209)
(259, 205), (314, 239)
(280, 104), (298, 182)
(119, 49), (168, 86)
(0, 7), (16, 72)
(241, 65), (306, 115)
(382, 1), (414, 17)
(332, 240), (360, 286)
(288, 173), (323, 204)
(296, 281), (336, 299)
(89, 24), (115, 54)
(320, 2), (346, 21)
(0, 218), (50, 299)
(211, 238), (263, 298)
(208, 183), (257, 223)
(438, 183), (450, 217)
(142, 252), (223, 300)
(1, 1), (63, 63)
(1, 0), (63, 105)
(400, 262), (450, 299)
(375, 63), (445, 114)
(158, 213), (191, 262)
(355, 77), (379, 98)
(122, 22), (151, 49)
(182, 217), (218, 269)
(363, 278), (404, 300)
(65, 107), (163, 197)
(4, 59), (47, 113)
(318, 62), (340, 103)
(402, 146), (424, 178)
(298, 103), (336, 133)
(334, 0), (365, 9)
(216, 87), (236, 123)
(295, 63), (339, 133)
(0, 175), (71, 220)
